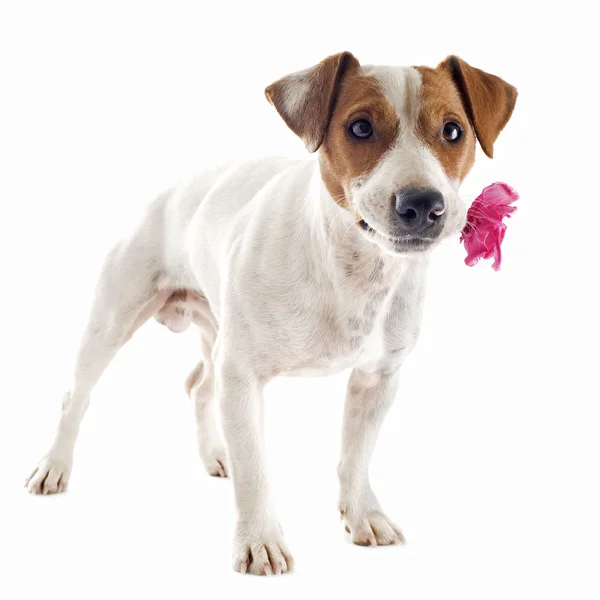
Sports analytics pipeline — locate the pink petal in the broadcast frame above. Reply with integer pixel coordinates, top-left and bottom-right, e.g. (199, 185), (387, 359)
(461, 182), (519, 270)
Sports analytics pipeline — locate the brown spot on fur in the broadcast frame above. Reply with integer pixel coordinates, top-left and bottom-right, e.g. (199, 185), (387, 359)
(265, 52), (360, 153)
(417, 57), (517, 168)
(415, 65), (476, 182)
(439, 56), (517, 158)
(266, 52), (400, 207)
(320, 69), (400, 208)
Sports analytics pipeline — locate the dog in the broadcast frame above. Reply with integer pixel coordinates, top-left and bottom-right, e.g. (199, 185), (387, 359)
(26, 52), (517, 575)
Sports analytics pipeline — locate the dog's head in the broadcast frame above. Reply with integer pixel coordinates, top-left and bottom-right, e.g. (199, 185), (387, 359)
(266, 53), (517, 255)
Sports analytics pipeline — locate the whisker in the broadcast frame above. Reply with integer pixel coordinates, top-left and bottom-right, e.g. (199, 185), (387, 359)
(341, 220), (360, 244)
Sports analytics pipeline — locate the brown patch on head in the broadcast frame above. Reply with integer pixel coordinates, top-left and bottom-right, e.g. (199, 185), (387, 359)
(320, 71), (400, 208)
(265, 53), (399, 211)
(416, 57), (517, 173)
(440, 56), (517, 158)
(416, 65), (477, 182)
(265, 52), (360, 153)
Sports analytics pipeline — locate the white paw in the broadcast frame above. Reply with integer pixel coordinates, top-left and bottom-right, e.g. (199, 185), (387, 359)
(233, 523), (294, 576)
(25, 457), (71, 495)
(199, 444), (230, 478)
(341, 507), (405, 546)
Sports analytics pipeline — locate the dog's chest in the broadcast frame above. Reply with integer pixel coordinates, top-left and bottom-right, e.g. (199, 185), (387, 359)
(279, 253), (419, 377)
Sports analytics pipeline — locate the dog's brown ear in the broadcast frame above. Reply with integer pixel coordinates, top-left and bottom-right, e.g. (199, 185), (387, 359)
(439, 56), (517, 158)
(265, 52), (360, 152)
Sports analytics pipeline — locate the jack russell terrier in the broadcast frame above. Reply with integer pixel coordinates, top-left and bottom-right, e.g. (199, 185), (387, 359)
(26, 52), (517, 576)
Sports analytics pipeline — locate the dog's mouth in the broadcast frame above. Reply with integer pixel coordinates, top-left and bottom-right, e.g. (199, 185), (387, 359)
(358, 218), (435, 253)
(359, 219), (374, 233)
(390, 236), (435, 253)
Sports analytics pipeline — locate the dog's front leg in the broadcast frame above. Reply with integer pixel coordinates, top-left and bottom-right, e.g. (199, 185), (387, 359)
(216, 355), (293, 576)
(338, 367), (406, 546)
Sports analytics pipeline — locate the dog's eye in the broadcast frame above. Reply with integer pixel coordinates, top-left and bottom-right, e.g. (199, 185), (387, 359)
(442, 122), (462, 143)
(349, 119), (373, 140)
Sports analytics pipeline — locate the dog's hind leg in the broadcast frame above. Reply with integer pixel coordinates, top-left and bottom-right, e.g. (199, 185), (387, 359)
(185, 304), (228, 478)
(25, 239), (165, 495)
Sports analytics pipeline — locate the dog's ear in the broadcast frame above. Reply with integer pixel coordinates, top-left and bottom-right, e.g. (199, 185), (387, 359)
(265, 52), (360, 152)
(439, 56), (517, 158)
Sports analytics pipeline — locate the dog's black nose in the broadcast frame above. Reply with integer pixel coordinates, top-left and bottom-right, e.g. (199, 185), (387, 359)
(395, 188), (446, 234)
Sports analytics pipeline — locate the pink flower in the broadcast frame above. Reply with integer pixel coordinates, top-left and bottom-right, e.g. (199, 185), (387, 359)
(460, 182), (519, 271)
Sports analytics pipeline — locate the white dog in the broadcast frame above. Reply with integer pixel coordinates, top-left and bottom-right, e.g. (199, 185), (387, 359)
(26, 52), (517, 575)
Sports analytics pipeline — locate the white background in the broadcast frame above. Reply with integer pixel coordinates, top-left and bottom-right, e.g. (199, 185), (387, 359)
(1, 1), (598, 598)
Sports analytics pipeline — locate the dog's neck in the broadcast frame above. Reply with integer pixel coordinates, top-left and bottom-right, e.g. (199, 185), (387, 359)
(310, 166), (428, 298)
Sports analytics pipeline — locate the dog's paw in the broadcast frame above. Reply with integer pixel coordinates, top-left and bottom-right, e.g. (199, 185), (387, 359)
(341, 507), (405, 546)
(233, 524), (294, 575)
(199, 444), (230, 478)
(25, 457), (71, 495)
